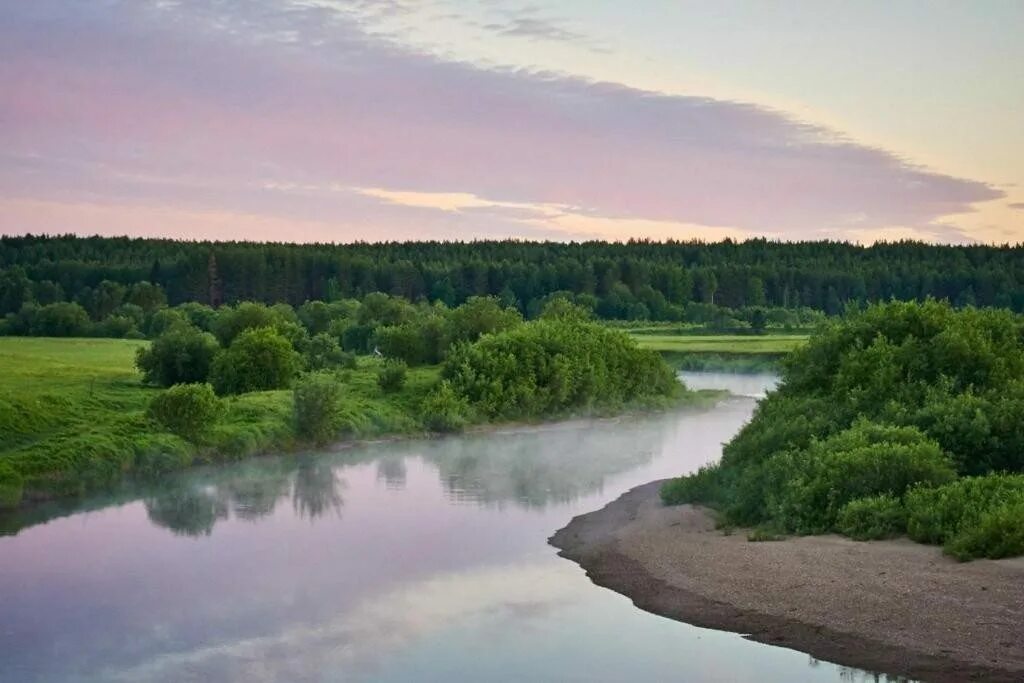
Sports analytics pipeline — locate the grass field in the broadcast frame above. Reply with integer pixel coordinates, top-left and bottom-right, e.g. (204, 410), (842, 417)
(0, 333), (724, 509)
(631, 333), (808, 355)
(0, 337), (439, 506)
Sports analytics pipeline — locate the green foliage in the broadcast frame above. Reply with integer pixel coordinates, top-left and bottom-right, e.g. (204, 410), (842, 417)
(210, 327), (301, 395)
(539, 297), (594, 322)
(147, 308), (189, 337)
(836, 494), (907, 540)
(420, 380), (470, 433)
(30, 302), (91, 336)
(146, 383), (223, 441)
(8, 235), (1024, 321)
(443, 320), (678, 420)
(175, 302), (218, 331)
(446, 296), (522, 343)
(0, 461), (24, 508)
(377, 359), (408, 393)
(945, 500), (1024, 561)
(293, 372), (344, 444)
(375, 318), (448, 366)
(135, 325), (220, 386)
(661, 301), (1024, 557)
(212, 302), (305, 347)
(660, 466), (721, 506)
(764, 423), (954, 534)
(905, 475), (1024, 550)
(304, 332), (355, 370)
(0, 338), (441, 507)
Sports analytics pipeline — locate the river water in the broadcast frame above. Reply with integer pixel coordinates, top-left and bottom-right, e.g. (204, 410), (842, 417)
(0, 373), (890, 682)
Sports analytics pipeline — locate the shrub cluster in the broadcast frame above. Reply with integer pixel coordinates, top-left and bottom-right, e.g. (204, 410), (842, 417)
(147, 383), (223, 441)
(136, 325), (220, 386)
(905, 475), (1024, 559)
(660, 301), (1024, 559)
(420, 380), (470, 433)
(293, 372), (344, 444)
(836, 494), (907, 541)
(377, 360), (408, 393)
(209, 327), (301, 395)
(443, 320), (679, 419)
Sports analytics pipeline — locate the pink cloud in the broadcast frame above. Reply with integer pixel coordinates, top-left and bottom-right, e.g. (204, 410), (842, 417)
(0, 1), (1003, 242)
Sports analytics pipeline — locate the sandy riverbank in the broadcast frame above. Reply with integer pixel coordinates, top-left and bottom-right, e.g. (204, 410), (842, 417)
(550, 480), (1024, 682)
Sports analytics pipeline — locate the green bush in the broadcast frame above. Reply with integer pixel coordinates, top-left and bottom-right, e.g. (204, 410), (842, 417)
(209, 327), (301, 395)
(766, 422), (955, 534)
(304, 332), (355, 371)
(212, 302), (302, 346)
(293, 372), (344, 444)
(420, 380), (470, 433)
(443, 320), (678, 420)
(446, 296), (522, 343)
(30, 302), (91, 336)
(660, 465), (722, 506)
(945, 501), (1024, 561)
(836, 494), (906, 540)
(905, 474), (1024, 546)
(0, 461), (24, 508)
(136, 325), (220, 386)
(377, 359), (408, 393)
(375, 317), (449, 366)
(147, 383), (223, 441)
(146, 308), (189, 337)
(660, 301), (1024, 559)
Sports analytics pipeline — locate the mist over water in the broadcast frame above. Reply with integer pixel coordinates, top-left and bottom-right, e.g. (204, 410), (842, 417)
(0, 374), (889, 682)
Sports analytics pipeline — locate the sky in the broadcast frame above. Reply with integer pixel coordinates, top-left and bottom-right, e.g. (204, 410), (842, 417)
(1, 0), (1022, 245)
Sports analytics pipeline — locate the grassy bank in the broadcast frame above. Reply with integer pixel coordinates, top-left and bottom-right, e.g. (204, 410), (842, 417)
(0, 337), (439, 505)
(0, 336), (717, 508)
(631, 333), (807, 354)
(629, 332), (806, 371)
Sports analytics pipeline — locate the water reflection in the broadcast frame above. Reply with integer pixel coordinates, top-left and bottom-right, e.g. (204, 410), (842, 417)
(143, 458), (348, 536)
(375, 455), (407, 491)
(426, 418), (662, 508)
(145, 488), (228, 537)
(0, 374), (900, 683)
(1, 413), (680, 539)
(293, 459), (346, 520)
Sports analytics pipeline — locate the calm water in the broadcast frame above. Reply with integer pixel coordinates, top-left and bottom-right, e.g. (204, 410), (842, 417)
(0, 373), (889, 682)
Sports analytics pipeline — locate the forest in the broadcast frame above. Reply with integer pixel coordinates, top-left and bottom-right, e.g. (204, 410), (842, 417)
(4, 236), (1024, 328)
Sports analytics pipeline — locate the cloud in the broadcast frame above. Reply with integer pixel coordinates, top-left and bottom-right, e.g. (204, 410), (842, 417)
(479, 12), (610, 53)
(98, 561), (584, 682)
(1008, 202), (1024, 210)
(0, 0), (1004, 243)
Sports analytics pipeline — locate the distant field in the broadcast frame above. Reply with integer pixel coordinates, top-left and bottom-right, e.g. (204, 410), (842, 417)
(631, 334), (808, 355)
(0, 337), (151, 450)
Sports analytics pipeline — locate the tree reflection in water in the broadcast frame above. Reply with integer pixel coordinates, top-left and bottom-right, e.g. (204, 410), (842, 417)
(145, 488), (228, 537)
(143, 457), (347, 536)
(375, 455), (407, 490)
(293, 458), (346, 520)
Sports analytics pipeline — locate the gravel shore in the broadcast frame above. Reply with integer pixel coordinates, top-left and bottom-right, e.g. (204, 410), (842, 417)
(550, 480), (1024, 682)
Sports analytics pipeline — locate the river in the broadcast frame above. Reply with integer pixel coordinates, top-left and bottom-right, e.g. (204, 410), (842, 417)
(0, 373), (892, 682)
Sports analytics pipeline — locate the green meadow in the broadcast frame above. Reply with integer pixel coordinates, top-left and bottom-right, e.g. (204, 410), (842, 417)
(630, 333), (807, 355)
(0, 327), (705, 508)
(0, 337), (439, 504)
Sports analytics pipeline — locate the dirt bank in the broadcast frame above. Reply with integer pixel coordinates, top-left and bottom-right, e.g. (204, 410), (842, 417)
(550, 480), (1024, 682)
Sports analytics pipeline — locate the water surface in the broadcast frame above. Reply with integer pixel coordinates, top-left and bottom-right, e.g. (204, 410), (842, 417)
(0, 373), (889, 682)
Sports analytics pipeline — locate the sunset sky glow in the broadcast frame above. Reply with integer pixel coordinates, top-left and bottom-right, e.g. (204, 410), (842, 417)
(2, 0), (1022, 244)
